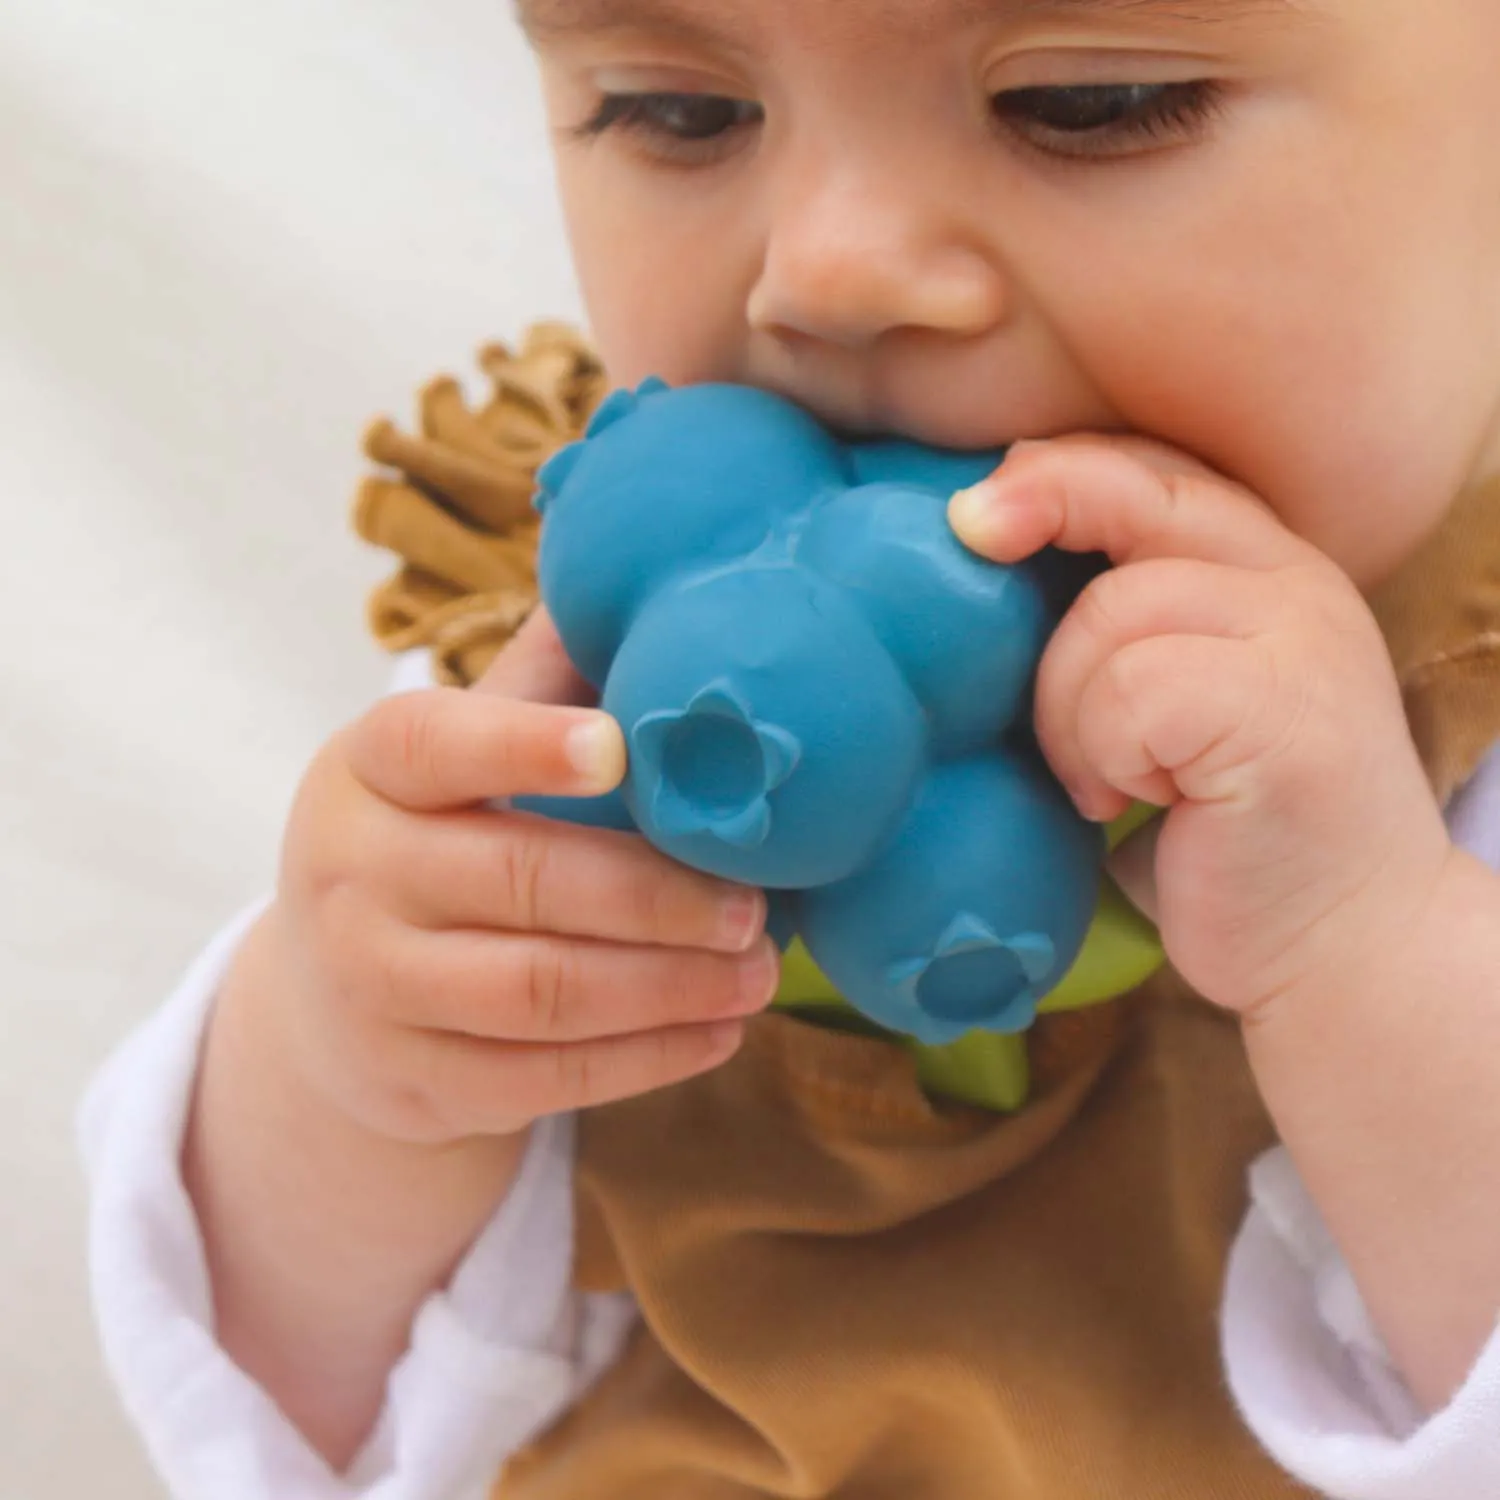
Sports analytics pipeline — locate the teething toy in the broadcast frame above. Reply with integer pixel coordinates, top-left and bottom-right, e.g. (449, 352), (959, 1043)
(517, 380), (1121, 1047)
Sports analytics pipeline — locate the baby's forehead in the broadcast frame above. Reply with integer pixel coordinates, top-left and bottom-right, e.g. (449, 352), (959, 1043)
(517, 0), (1306, 45)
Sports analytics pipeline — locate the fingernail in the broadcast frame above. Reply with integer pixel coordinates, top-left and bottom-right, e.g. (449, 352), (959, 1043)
(737, 939), (781, 1009)
(1079, 795), (1113, 824)
(704, 1019), (747, 1058)
(718, 888), (765, 952)
(564, 714), (624, 791)
(948, 481), (997, 535)
(1074, 782), (1126, 824)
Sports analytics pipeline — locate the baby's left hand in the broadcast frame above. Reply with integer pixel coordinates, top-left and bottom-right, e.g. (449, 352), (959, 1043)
(949, 438), (1454, 1021)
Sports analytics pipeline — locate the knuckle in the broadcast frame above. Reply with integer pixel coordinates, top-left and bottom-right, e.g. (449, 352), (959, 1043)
(551, 1038), (601, 1109)
(653, 1018), (716, 1080)
(634, 866), (686, 943)
(284, 754), (348, 883)
(376, 1032), (476, 1145)
(476, 701), (524, 786)
(326, 893), (406, 1020)
(1073, 569), (1130, 643)
(389, 698), (445, 792)
(309, 882), (363, 984)
(364, 942), (411, 1023)
(517, 941), (575, 1036)
(293, 912), (502, 1146)
(375, 1074), (449, 1145)
(1257, 641), (1314, 761)
(1155, 470), (1194, 528)
(306, 726), (359, 801)
(344, 700), (397, 781)
(297, 800), (376, 913)
(644, 1028), (684, 1086)
(494, 830), (553, 931)
(318, 996), (451, 1143)
(1103, 638), (1149, 703)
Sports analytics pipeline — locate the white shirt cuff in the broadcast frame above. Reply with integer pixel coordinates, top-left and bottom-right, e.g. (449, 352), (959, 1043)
(1224, 1145), (1500, 1499)
(79, 904), (635, 1500)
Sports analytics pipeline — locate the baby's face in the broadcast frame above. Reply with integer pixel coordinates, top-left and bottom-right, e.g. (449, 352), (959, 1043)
(520, 0), (1500, 587)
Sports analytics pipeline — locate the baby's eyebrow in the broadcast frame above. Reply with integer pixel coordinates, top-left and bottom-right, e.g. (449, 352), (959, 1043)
(516, 0), (1304, 43)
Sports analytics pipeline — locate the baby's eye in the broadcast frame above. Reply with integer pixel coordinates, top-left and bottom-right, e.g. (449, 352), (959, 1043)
(575, 92), (765, 163)
(992, 81), (1223, 160)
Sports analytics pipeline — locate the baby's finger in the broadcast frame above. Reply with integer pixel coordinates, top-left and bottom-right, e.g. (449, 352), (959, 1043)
(348, 919), (780, 1042)
(471, 607), (595, 707)
(373, 806), (766, 953)
(1031, 556), (1287, 813)
(386, 1018), (750, 1140)
(349, 689), (625, 811)
(949, 439), (1315, 573)
(1071, 632), (1289, 814)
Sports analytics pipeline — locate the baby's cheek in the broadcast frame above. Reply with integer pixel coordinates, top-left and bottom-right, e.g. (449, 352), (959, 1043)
(577, 264), (743, 392)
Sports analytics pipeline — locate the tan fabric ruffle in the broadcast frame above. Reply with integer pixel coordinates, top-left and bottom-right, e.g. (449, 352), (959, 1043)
(1370, 477), (1500, 802)
(351, 323), (606, 686)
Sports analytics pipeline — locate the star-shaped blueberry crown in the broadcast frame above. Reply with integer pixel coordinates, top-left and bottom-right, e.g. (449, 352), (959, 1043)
(630, 681), (803, 848)
(533, 377), (672, 518)
(887, 914), (1057, 1036)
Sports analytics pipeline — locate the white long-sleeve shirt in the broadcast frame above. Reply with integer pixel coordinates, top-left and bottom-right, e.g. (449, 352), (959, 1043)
(79, 653), (1500, 1500)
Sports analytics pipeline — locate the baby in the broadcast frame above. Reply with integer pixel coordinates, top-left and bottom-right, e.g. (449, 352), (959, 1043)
(83, 1), (1500, 1497)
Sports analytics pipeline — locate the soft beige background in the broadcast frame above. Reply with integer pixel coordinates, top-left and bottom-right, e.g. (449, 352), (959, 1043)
(0, 2), (581, 1493)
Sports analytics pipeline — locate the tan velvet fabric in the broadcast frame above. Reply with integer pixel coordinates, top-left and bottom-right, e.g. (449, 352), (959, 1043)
(352, 324), (604, 686)
(1370, 477), (1500, 804)
(354, 332), (1500, 1499)
(506, 989), (1305, 1499)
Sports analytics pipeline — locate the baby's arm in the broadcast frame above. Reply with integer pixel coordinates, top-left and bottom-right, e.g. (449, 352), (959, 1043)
(1210, 748), (1500, 1500)
(86, 616), (776, 1485)
(82, 903), (622, 1500)
(950, 439), (1500, 1420)
(1239, 835), (1500, 1413)
(181, 906), (534, 1467)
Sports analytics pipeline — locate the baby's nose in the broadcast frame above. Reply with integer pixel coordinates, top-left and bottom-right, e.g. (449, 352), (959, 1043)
(747, 172), (1009, 351)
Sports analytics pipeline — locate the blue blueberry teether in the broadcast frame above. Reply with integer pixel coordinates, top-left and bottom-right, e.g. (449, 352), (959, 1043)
(517, 380), (1108, 1047)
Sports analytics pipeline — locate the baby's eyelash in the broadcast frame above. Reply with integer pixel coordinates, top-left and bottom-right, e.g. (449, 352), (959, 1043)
(571, 80), (1224, 168)
(573, 92), (764, 164)
(991, 81), (1225, 160)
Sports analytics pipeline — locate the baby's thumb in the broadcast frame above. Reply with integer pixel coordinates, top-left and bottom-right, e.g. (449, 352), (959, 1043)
(472, 607), (596, 707)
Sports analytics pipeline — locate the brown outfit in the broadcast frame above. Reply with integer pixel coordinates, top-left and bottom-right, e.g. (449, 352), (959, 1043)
(356, 334), (1500, 1499)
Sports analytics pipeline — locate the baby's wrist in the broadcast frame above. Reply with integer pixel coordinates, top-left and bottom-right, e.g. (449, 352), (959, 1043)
(184, 909), (534, 1463)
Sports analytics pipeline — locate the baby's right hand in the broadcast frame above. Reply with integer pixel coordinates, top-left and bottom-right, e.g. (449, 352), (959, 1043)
(270, 610), (778, 1148)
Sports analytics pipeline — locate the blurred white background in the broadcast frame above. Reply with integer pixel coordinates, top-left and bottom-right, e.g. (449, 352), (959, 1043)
(0, 2), (581, 1493)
